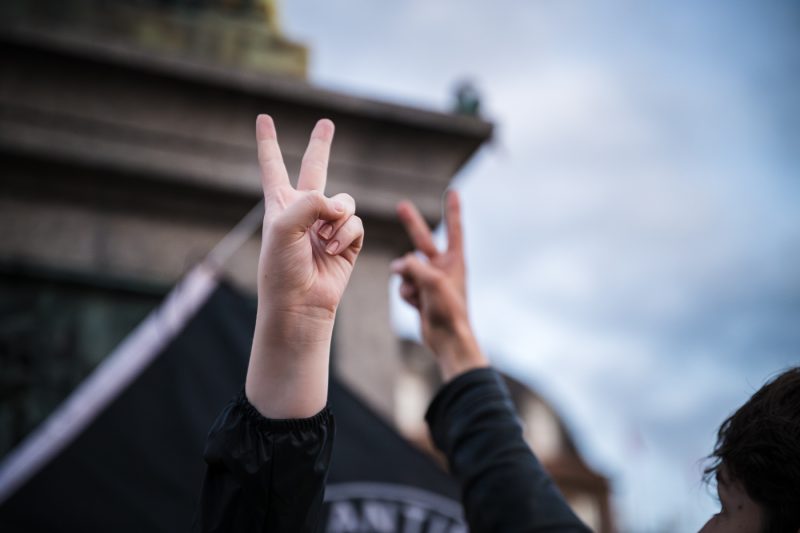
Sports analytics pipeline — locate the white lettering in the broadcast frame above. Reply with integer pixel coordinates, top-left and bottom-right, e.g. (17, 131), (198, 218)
(402, 505), (428, 533)
(327, 501), (361, 533)
(362, 501), (398, 532)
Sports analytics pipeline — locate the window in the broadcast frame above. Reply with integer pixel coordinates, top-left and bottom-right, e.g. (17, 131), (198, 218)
(0, 266), (164, 458)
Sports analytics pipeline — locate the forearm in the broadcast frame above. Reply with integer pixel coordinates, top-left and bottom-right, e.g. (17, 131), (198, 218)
(430, 318), (490, 383)
(245, 305), (335, 419)
(426, 368), (589, 533)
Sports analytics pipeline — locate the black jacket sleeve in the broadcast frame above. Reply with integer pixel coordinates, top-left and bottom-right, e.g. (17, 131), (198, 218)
(193, 390), (334, 533)
(425, 368), (590, 532)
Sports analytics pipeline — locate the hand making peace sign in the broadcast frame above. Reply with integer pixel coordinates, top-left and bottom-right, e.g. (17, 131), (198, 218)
(255, 114), (364, 317)
(392, 191), (488, 381)
(246, 115), (364, 418)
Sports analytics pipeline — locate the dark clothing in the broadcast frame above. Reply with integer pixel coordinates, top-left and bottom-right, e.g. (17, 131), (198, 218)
(426, 368), (589, 532)
(194, 369), (589, 532)
(193, 390), (335, 533)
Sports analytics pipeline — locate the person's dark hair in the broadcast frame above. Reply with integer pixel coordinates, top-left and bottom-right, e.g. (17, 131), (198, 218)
(704, 367), (800, 533)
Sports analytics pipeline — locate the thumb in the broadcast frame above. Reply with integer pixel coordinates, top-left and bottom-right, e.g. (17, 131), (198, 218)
(391, 253), (442, 288)
(276, 191), (346, 235)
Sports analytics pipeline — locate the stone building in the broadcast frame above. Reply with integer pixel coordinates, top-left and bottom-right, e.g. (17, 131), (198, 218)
(0, 1), (613, 530)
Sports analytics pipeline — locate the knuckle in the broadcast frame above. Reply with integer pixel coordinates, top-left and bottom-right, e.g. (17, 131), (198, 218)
(331, 193), (356, 217)
(299, 191), (323, 216)
(302, 156), (326, 172)
(258, 154), (277, 167)
(305, 190), (324, 205)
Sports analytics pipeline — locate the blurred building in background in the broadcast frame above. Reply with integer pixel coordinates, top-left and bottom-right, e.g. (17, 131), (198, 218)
(0, 0), (612, 530)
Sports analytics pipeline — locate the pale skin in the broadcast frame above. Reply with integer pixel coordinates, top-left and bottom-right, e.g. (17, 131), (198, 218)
(245, 115), (364, 419)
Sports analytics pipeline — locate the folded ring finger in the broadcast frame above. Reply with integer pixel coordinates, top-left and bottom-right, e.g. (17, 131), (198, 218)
(324, 214), (364, 255)
(317, 193), (355, 240)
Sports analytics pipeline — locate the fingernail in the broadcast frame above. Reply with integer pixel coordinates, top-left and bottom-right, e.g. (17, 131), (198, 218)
(390, 259), (403, 271)
(333, 201), (345, 212)
(319, 223), (333, 239)
(326, 240), (340, 254)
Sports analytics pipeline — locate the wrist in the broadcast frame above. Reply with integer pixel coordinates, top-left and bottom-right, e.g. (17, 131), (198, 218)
(258, 302), (336, 345)
(245, 305), (334, 418)
(432, 320), (489, 382)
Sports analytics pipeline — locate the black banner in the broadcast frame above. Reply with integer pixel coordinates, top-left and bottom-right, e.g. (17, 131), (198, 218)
(0, 282), (463, 532)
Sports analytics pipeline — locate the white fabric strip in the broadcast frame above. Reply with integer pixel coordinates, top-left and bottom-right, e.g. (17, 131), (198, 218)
(0, 264), (218, 504)
(324, 482), (464, 520)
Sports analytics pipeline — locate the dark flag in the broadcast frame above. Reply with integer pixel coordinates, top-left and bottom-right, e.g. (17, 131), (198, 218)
(0, 272), (464, 532)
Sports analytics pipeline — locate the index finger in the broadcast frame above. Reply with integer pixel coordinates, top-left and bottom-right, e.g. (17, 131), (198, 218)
(256, 114), (291, 194)
(396, 200), (439, 259)
(445, 189), (463, 254)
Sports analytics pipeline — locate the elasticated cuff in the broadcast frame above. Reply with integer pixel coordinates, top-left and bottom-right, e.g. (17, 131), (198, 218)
(237, 388), (332, 431)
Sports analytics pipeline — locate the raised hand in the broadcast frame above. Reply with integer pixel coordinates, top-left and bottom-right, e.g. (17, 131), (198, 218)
(255, 115), (363, 317)
(246, 115), (364, 418)
(391, 190), (488, 382)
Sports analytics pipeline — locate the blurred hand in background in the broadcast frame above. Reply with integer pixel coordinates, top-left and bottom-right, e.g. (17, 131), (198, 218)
(392, 191), (488, 382)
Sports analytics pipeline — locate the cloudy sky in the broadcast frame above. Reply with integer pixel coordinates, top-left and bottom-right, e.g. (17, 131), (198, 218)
(283, 1), (800, 530)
